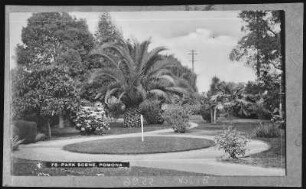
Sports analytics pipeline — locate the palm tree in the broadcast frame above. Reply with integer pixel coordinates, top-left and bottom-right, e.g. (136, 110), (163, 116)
(89, 39), (189, 127)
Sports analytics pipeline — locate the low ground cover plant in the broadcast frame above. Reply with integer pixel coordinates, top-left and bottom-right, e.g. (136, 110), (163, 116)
(253, 122), (281, 138)
(214, 126), (249, 159)
(73, 104), (110, 135)
(163, 104), (192, 133)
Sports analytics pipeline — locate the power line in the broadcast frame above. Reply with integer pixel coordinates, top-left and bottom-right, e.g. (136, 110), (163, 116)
(188, 49), (198, 72)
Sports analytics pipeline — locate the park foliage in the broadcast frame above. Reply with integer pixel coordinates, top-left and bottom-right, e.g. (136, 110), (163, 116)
(73, 103), (110, 135)
(214, 127), (249, 159)
(163, 104), (192, 133)
(11, 11), (285, 140)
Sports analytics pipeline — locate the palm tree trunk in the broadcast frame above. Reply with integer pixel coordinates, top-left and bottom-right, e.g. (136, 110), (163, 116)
(124, 106), (141, 128)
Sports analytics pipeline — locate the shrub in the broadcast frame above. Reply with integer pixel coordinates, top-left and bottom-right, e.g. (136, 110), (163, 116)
(200, 104), (211, 122)
(214, 126), (249, 159)
(162, 104), (192, 133)
(140, 99), (164, 124)
(73, 104), (110, 135)
(11, 135), (24, 151)
(253, 122), (281, 138)
(184, 104), (201, 115)
(255, 105), (272, 120)
(107, 97), (125, 119)
(35, 133), (47, 142)
(271, 115), (285, 129)
(12, 120), (37, 144)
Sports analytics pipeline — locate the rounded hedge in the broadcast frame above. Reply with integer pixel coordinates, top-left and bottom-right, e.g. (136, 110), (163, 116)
(12, 120), (37, 144)
(63, 136), (215, 154)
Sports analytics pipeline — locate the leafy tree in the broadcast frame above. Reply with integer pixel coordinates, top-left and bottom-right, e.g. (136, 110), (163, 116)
(165, 55), (198, 93)
(11, 66), (80, 138)
(17, 12), (94, 73)
(80, 12), (124, 101)
(90, 39), (190, 127)
(229, 10), (284, 119)
(229, 11), (282, 77)
(13, 12), (94, 133)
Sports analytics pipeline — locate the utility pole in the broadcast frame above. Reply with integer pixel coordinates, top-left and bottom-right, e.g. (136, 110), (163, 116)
(188, 50), (197, 72)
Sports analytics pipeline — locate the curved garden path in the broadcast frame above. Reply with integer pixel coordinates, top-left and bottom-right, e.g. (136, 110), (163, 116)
(13, 122), (285, 176)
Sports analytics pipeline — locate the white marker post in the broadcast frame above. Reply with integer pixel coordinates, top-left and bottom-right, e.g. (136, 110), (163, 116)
(140, 115), (144, 142)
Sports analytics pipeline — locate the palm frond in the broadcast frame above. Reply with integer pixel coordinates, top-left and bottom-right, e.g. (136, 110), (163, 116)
(139, 46), (167, 73)
(165, 86), (189, 96)
(148, 89), (169, 100)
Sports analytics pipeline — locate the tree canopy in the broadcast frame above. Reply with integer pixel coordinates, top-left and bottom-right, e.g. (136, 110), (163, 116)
(229, 11), (282, 79)
(90, 39), (191, 107)
(94, 12), (123, 45)
(12, 12), (95, 123)
(16, 12), (94, 78)
(229, 10), (284, 118)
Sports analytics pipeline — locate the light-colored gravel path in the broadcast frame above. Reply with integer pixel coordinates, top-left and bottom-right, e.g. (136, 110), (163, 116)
(13, 122), (285, 176)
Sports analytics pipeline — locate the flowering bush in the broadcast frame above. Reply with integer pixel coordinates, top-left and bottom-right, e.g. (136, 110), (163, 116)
(73, 104), (110, 135)
(162, 104), (192, 133)
(214, 126), (249, 159)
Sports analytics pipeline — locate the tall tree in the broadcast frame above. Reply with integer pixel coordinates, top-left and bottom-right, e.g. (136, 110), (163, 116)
(17, 12), (94, 72)
(94, 12), (123, 46)
(13, 12), (94, 133)
(165, 55), (198, 93)
(90, 39), (190, 127)
(229, 10), (284, 119)
(80, 12), (124, 100)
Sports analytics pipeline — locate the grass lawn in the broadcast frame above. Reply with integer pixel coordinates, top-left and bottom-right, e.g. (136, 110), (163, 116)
(63, 136), (215, 154)
(12, 158), (209, 176)
(189, 115), (286, 168)
(104, 122), (169, 135)
(51, 122), (169, 140)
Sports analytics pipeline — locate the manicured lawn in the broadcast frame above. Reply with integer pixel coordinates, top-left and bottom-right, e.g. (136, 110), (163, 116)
(63, 136), (215, 154)
(12, 158), (209, 176)
(51, 122), (168, 140)
(104, 122), (170, 135)
(189, 115), (286, 168)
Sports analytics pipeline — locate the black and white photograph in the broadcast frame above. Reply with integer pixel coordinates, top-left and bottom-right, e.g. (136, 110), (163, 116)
(2, 2), (303, 188)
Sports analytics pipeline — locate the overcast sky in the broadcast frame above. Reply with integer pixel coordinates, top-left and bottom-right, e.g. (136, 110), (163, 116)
(9, 11), (256, 92)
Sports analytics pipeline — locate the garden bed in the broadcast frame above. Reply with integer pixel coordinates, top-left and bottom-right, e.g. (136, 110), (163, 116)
(63, 136), (215, 154)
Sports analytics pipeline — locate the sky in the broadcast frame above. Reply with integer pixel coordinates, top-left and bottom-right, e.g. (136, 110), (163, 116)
(9, 11), (256, 92)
